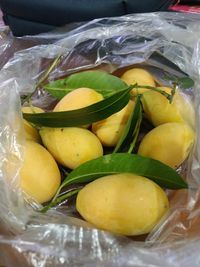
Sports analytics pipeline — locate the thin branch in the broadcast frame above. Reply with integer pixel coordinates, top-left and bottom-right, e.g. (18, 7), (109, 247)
(22, 54), (62, 105)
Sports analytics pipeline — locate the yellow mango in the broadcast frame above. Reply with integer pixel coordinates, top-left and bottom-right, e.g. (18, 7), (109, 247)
(40, 127), (103, 169)
(76, 173), (169, 236)
(20, 141), (61, 204)
(54, 87), (103, 128)
(120, 68), (156, 95)
(53, 87), (103, 112)
(142, 87), (195, 127)
(138, 122), (195, 168)
(22, 106), (44, 143)
(92, 100), (135, 147)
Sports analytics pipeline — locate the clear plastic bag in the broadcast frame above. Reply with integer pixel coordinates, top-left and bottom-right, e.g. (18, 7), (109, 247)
(1, 12), (200, 267)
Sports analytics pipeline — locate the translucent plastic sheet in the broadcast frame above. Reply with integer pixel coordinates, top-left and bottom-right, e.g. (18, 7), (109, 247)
(1, 12), (200, 267)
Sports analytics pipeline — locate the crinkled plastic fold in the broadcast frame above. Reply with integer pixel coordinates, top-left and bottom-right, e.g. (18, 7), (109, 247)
(1, 12), (200, 267)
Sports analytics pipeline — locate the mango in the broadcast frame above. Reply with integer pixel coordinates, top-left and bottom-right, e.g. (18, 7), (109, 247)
(76, 173), (169, 236)
(120, 68), (156, 95)
(138, 122), (195, 168)
(142, 87), (195, 127)
(22, 106), (44, 143)
(92, 100), (135, 147)
(53, 87), (103, 112)
(40, 127), (103, 169)
(20, 141), (61, 203)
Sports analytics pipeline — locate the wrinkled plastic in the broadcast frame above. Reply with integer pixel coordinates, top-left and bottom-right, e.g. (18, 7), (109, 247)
(1, 12), (200, 267)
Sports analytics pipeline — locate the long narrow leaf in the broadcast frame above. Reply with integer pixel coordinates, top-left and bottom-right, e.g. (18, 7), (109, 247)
(127, 115), (142, 153)
(23, 87), (132, 127)
(44, 70), (128, 99)
(61, 153), (188, 189)
(113, 94), (142, 153)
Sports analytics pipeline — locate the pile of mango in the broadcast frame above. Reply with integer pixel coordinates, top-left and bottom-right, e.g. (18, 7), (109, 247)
(19, 68), (195, 236)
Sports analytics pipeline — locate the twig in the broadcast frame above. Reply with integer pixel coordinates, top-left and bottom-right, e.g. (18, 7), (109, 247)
(40, 189), (80, 213)
(22, 54), (62, 105)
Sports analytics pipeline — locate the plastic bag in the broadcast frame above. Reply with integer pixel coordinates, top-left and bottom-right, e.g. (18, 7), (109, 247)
(1, 12), (200, 267)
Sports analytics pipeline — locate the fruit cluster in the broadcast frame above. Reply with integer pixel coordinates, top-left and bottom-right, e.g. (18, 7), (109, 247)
(19, 67), (195, 236)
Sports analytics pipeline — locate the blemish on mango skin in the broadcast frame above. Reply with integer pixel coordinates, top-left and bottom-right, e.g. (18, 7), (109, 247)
(103, 154), (112, 164)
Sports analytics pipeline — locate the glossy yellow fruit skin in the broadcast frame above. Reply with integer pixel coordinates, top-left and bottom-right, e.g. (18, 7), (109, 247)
(92, 100), (135, 147)
(40, 127), (103, 169)
(76, 173), (169, 236)
(120, 68), (155, 95)
(142, 87), (195, 127)
(54, 87), (103, 128)
(53, 87), (103, 112)
(138, 122), (195, 168)
(20, 141), (61, 204)
(22, 106), (44, 143)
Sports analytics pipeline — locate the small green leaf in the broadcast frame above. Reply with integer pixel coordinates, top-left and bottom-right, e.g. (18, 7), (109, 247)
(176, 77), (194, 89)
(113, 94), (142, 153)
(44, 70), (128, 99)
(163, 73), (194, 90)
(61, 153), (188, 190)
(23, 87), (132, 127)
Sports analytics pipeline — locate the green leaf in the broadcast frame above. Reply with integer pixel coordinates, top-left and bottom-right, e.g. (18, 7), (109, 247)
(163, 73), (194, 90)
(113, 94), (142, 153)
(44, 70), (128, 99)
(127, 114), (142, 154)
(23, 87), (132, 127)
(61, 153), (188, 190)
(177, 77), (194, 89)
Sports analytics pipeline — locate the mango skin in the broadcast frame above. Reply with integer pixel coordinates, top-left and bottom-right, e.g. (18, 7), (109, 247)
(76, 173), (169, 236)
(92, 100), (135, 147)
(142, 87), (195, 127)
(20, 141), (61, 204)
(120, 68), (156, 95)
(53, 87), (103, 112)
(40, 127), (103, 169)
(138, 122), (195, 168)
(22, 106), (44, 143)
